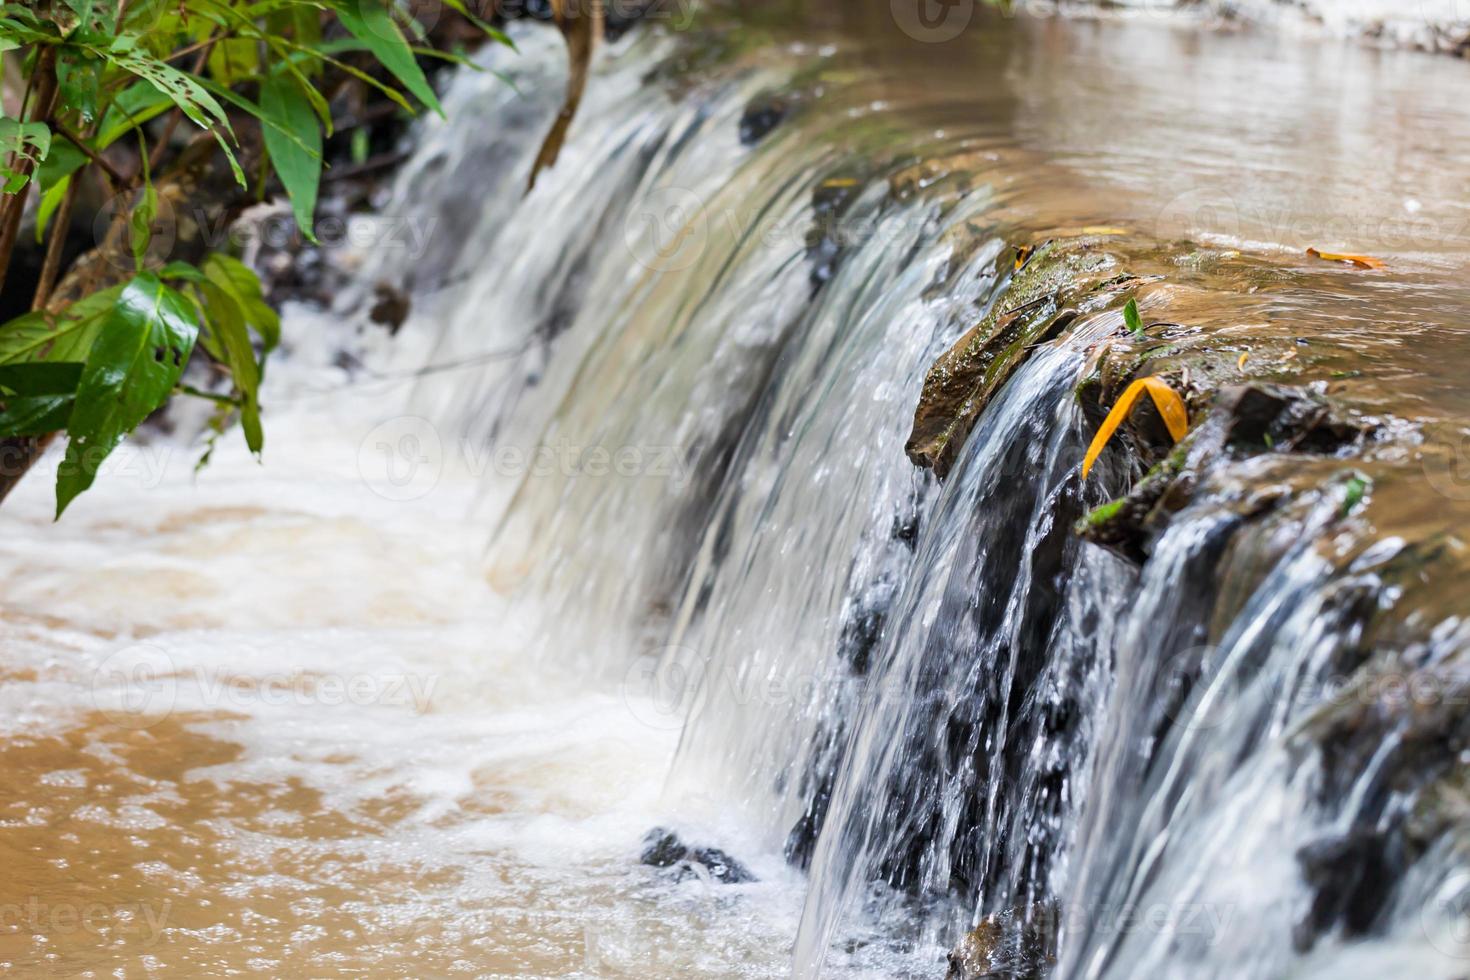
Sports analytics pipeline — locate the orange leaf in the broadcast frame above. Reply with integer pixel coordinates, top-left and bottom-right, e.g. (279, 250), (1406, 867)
(1306, 247), (1385, 270)
(1081, 376), (1190, 478)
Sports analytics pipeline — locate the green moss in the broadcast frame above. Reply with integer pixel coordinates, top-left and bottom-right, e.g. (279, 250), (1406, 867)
(1083, 498), (1126, 528)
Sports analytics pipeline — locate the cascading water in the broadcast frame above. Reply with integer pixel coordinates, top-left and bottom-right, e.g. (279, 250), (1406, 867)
(4, 5), (1470, 978)
(373, 5), (1470, 975)
(361, 7), (1470, 976)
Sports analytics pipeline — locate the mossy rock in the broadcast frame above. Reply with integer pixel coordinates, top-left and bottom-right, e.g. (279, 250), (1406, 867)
(907, 236), (1124, 477)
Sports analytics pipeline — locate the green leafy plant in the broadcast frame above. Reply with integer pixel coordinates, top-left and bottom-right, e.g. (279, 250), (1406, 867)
(1123, 296), (1144, 336)
(0, 0), (507, 516)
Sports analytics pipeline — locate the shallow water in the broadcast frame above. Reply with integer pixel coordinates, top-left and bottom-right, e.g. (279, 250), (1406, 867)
(4, 5), (1470, 978)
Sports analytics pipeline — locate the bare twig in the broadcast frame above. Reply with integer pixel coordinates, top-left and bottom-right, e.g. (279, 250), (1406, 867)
(53, 121), (134, 188)
(527, 0), (602, 191)
(30, 174), (82, 311)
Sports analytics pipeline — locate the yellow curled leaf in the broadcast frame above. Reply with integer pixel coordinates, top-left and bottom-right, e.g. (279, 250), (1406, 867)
(1306, 247), (1385, 270)
(1237, 352), (1249, 371)
(1081, 376), (1190, 478)
(1014, 243), (1035, 271)
(1141, 377), (1190, 442)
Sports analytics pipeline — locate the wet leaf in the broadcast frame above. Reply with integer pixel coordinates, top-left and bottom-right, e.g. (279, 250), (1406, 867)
(1342, 474), (1369, 516)
(335, 0), (442, 116)
(1306, 247), (1385, 270)
(0, 395), (73, 438)
(0, 116), (51, 193)
(56, 273), (199, 516)
(1123, 297), (1144, 336)
(1013, 243), (1034, 271)
(260, 72), (322, 241)
(0, 362), (83, 395)
(1237, 352), (1249, 371)
(1081, 376), (1190, 478)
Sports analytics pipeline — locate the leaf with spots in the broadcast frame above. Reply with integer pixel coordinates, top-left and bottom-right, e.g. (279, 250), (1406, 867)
(56, 272), (199, 516)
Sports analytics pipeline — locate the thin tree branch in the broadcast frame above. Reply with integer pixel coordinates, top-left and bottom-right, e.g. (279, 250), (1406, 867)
(30, 174), (82, 311)
(52, 121), (134, 188)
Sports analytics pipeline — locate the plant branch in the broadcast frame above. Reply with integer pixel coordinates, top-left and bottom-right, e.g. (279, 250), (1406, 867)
(53, 121), (134, 188)
(30, 174), (82, 312)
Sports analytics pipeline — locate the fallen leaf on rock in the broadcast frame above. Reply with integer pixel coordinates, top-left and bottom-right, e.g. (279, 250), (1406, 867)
(1306, 248), (1385, 270)
(1082, 376), (1190, 478)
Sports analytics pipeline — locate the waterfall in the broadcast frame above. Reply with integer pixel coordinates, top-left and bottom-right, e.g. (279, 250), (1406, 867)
(357, 12), (1470, 978)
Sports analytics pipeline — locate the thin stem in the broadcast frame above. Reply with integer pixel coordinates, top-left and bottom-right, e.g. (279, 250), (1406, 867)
(53, 121), (134, 188)
(31, 174), (82, 312)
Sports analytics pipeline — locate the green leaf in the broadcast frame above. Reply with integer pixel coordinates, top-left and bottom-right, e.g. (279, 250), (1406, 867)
(436, 0), (514, 48)
(35, 174), (71, 243)
(0, 288), (122, 365)
(131, 180), (158, 270)
(200, 280), (262, 452)
(107, 48), (234, 136)
(56, 49), (102, 123)
(0, 395), (74, 438)
(202, 254), (279, 351)
(0, 116), (51, 193)
(1123, 297), (1144, 336)
(260, 73), (322, 240)
(56, 273), (199, 515)
(0, 361), (83, 395)
(92, 81), (173, 150)
(207, 36), (259, 88)
(1342, 474), (1369, 517)
(158, 261), (206, 282)
(334, 0), (442, 116)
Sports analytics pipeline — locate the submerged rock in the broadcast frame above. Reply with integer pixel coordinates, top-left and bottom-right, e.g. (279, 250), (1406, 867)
(739, 91), (790, 145)
(639, 827), (757, 884)
(946, 907), (1055, 979)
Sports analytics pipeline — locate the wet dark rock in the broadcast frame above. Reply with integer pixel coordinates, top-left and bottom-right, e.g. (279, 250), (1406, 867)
(639, 827), (687, 867)
(1293, 829), (1395, 950)
(689, 847), (757, 884)
(806, 171), (871, 293)
(739, 92), (790, 145)
(946, 907), (1055, 980)
(1077, 383), (1377, 563)
(369, 282), (411, 334)
(638, 827), (756, 883)
(907, 237), (1120, 477)
(1215, 383), (1372, 457)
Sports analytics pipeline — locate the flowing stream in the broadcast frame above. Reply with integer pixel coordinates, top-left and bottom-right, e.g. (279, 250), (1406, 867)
(3, 5), (1470, 978)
